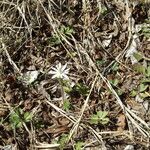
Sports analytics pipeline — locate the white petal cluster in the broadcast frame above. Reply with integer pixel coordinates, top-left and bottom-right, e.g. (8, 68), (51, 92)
(49, 63), (70, 80)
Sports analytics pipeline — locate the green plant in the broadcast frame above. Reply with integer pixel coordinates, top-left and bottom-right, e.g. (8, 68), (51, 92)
(99, 4), (108, 15)
(63, 80), (73, 93)
(96, 59), (105, 66)
(111, 62), (119, 72)
(141, 25), (150, 38)
(110, 78), (119, 86)
(60, 25), (74, 36)
(58, 134), (69, 150)
(138, 82), (150, 99)
(74, 141), (84, 150)
(132, 64), (150, 99)
(146, 66), (150, 77)
(133, 52), (143, 62)
(139, 83), (149, 92)
(49, 35), (61, 45)
(9, 108), (32, 128)
(63, 99), (71, 111)
(109, 78), (124, 96)
(73, 83), (89, 96)
(134, 64), (146, 74)
(49, 25), (74, 45)
(90, 111), (109, 125)
(130, 90), (137, 97)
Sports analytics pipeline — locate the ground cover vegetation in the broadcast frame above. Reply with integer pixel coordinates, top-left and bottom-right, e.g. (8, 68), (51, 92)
(0, 0), (150, 149)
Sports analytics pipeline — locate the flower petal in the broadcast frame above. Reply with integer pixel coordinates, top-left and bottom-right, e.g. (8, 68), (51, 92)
(56, 63), (62, 70)
(51, 74), (58, 79)
(49, 70), (57, 75)
(51, 67), (58, 71)
(61, 63), (67, 72)
(63, 74), (69, 80)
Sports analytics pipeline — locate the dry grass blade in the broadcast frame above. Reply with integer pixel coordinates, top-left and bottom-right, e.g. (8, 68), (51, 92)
(2, 42), (22, 75)
(34, 143), (60, 149)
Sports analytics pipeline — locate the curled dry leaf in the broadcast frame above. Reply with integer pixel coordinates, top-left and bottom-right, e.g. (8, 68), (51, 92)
(117, 113), (126, 131)
(102, 34), (113, 48)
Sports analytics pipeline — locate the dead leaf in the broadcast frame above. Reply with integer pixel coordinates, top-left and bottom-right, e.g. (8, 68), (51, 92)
(102, 34), (112, 48)
(46, 125), (70, 137)
(117, 113), (126, 131)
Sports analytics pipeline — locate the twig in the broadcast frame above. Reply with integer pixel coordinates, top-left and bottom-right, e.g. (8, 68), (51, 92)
(2, 42), (22, 75)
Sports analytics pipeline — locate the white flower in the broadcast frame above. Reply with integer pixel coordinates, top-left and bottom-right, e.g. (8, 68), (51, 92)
(49, 63), (70, 80)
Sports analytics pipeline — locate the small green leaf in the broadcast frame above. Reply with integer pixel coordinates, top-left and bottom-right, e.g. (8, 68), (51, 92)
(63, 99), (71, 111)
(141, 78), (150, 83)
(90, 114), (99, 124)
(146, 66), (150, 77)
(63, 86), (72, 93)
(9, 111), (22, 128)
(97, 111), (108, 119)
(49, 36), (61, 45)
(130, 90), (137, 97)
(75, 142), (84, 150)
(74, 83), (89, 96)
(133, 52), (143, 62)
(9, 108), (32, 128)
(101, 117), (110, 125)
(133, 64), (146, 74)
(100, 5), (108, 15)
(24, 112), (32, 122)
(110, 79), (119, 86)
(117, 89), (124, 96)
(96, 59), (105, 66)
(58, 134), (68, 150)
(142, 26), (150, 38)
(139, 84), (148, 92)
(60, 26), (74, 36)
(111, 63), (119, 72)
(16, 122), (22, 128)
(90, 111), (109, 125)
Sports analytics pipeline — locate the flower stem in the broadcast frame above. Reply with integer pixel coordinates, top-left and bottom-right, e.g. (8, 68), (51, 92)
(58, 78), (65, 106)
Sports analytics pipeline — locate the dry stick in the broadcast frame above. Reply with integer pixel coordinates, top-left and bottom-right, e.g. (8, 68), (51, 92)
(16, 3), (32, 39)
(34, 143), (60, 149)
(2, 42), (22, 76)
